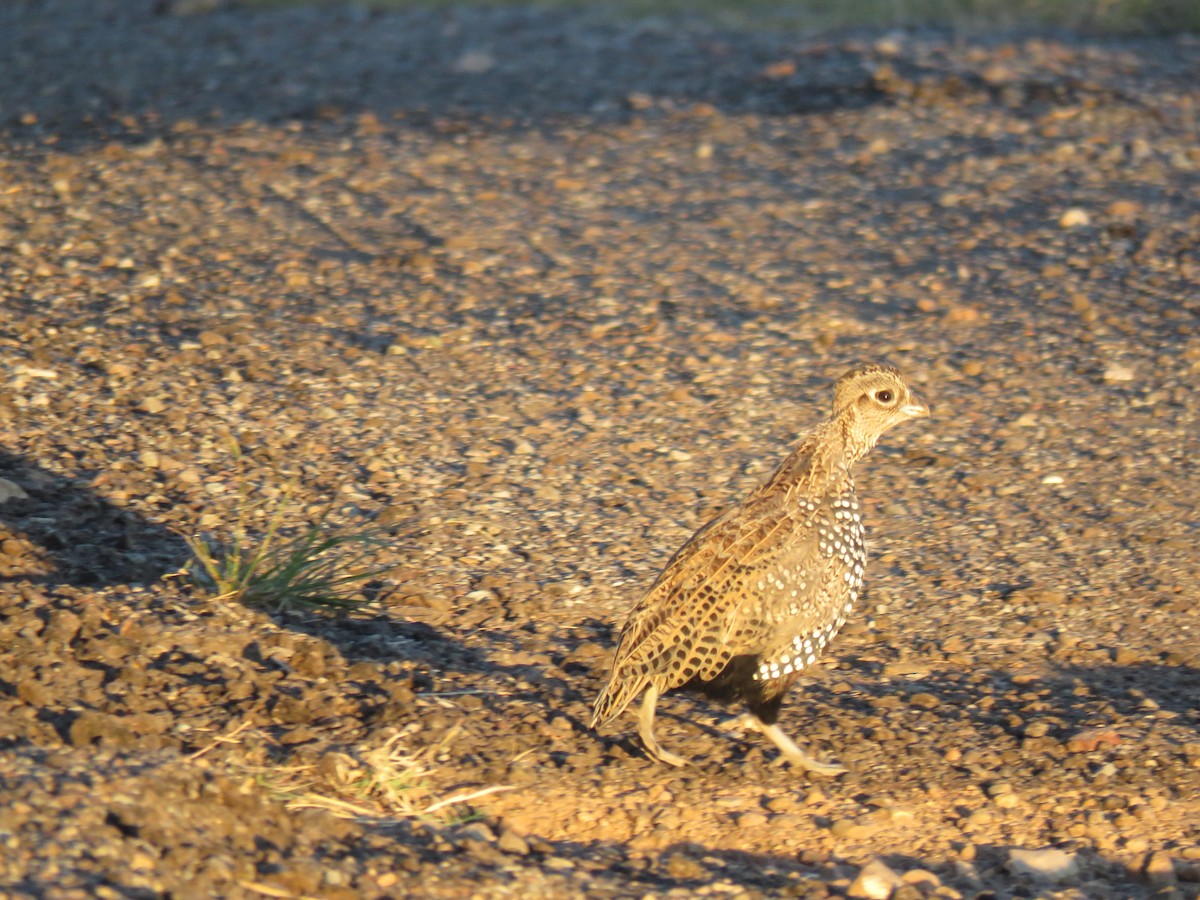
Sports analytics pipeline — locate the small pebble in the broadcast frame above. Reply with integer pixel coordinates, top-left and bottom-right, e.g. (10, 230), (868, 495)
(1059, 208), (1091, 228)
(848, 859), (903, 899)
(1143, 851), (1177, 888)
(1103, 364), (1136, 383)
(1008, 847), (1079, 881)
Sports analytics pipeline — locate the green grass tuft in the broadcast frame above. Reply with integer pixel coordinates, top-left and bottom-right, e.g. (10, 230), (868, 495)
(185, 514), (390, 612)
(182, 445), (394, 612)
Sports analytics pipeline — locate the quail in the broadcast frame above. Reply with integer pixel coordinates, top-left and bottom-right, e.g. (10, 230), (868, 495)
(590, 364), (929, 774)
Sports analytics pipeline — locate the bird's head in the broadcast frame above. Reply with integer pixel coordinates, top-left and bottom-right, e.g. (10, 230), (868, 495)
(832, 363), (929, 451)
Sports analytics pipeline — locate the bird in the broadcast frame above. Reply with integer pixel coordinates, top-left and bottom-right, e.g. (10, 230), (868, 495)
(590, 363), (929, 774)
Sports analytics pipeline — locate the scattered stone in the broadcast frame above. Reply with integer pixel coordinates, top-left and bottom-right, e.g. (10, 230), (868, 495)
(1143, 851), (1177, 888)
(497, 829), (530, 856)
(901, 869), (940, 889)
(197, 330), (227, 347)
(0, 7), (1196, 899)
(1066, 728), (1122, 752)
(0, 478), (30, 502)
(848, 859), (904, 899)
(1008, 847), (1080, 882)
(830, 818), (873, 840)
(963, 809), (993, 831)
(664, 852), (706, 880)
(1103, 364), (1136, 383)
(1106, 200), (1142, 219)
(452, 49), (495, 74)
(1059, 208), (1091, 228)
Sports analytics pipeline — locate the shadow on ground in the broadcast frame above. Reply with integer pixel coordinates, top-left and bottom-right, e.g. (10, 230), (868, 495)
(1, 0), (885, 149)
(4, 0), (1168, 155)
(0, 448), (188, 586)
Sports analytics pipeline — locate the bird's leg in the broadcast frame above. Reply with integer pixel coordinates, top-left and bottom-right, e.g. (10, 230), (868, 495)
(638, 686), (688, 767)
(744, 714), (847, 777)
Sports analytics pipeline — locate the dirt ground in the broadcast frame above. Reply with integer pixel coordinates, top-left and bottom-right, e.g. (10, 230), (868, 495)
(1, 2), (1198, 898)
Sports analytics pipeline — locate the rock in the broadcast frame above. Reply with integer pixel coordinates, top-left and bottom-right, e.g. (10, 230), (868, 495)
(1143, 851), (1177, 888)
(848, 859), (904, 899)
(987, 784), (1019, 809)
(375, 504), (416, 526)
(1007, 847), (1079, 882)
(830, 818), (873, 839)
(1106, 200), (1141, 219)
(901, 869), (940, 888)
(69, 711), (136, 748)
(992, 792), (1019, 810)
(664, 852), (706, 880)
(44, 609), (82, 644)
(1023, 720), (1051, 738)
(197, 330), (227, 347)
(497, 829), (529, 856)
(1059, 208), (1091, 228)
(940, 635), (966, 653)
(458, 823), (496, 843)
(0, 478), (29, 502)
(1065, 728), (1122, 752)
(1103, 364), (1136, 383)
(963, 809), (993, 830)
(944, 305), (982, 325)
(452, 49), (494, 74)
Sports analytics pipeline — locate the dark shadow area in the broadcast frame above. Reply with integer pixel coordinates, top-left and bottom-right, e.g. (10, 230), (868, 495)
(563, 634), (1200, 775)
(268, 596), (598, 719)
(0, 736), (1165, 897)
(274, 607), (501, 684)
(0, 1), (885, 150)
(832, 652), (1200, 743)
(2, 1), (1183, 153)
(1057, 661), (1200, 730)
(505, 836), (891, 895)
(0, 449), (188, 587)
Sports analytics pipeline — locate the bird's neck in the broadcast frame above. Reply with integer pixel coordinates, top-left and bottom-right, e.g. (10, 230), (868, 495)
(762, 415), (866, 500)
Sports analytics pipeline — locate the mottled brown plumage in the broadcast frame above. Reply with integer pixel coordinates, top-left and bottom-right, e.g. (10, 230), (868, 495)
(591, 364), (928, 773)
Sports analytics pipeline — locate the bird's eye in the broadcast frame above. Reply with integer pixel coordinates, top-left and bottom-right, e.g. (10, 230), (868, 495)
(874, 389), (894, 404)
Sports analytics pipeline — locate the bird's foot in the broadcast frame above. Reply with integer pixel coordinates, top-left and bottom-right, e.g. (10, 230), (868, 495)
(774, 749), (847, 777)
(643, 740), (689, 768)
(754, 718), (847, 777)
(638, 686), (689, 767)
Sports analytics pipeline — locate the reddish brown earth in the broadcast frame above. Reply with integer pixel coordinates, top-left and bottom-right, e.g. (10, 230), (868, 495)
(1, 3), (1199, 898)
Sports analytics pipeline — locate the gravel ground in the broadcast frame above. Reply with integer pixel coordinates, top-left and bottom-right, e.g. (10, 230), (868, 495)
(2, 2), (1199, 898)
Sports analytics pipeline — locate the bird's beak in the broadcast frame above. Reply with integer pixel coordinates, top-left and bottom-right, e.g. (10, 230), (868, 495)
(902, 397), (930, 419)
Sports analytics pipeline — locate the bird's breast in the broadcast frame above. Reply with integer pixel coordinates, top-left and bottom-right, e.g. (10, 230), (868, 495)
(753, 492), (866, 683)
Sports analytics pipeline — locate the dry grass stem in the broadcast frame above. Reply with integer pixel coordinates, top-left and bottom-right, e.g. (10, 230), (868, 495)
(257, 731), (513, 825)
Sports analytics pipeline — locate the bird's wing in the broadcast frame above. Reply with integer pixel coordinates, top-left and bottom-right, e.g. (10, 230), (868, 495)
(607, 493), (836, 688)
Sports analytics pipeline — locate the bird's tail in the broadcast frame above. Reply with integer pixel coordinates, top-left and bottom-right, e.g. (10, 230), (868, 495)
(589, 672), (646, 730)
